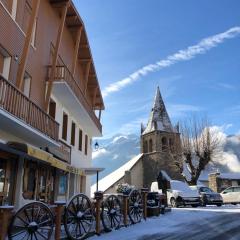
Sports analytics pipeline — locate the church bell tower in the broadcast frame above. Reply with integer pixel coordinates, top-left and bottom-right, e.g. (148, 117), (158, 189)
(140, 87), (183, 186)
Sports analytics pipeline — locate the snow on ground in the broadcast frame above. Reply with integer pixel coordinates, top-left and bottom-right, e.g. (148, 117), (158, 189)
(90, 205), (240, 240)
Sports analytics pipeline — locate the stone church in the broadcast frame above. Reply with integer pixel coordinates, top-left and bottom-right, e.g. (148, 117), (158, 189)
(91, 87), (183, 195)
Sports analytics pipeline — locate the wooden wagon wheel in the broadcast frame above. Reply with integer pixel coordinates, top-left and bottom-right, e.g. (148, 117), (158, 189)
(64, 193), (94, 240)
(101, 195), (122, 231)
(8, 201), (54, 240)
(128, 189), (143, 224)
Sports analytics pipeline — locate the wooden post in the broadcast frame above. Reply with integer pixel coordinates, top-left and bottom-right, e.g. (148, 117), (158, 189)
(94, 191), (103, 235)
(44, 1), (69, 111)
(123, 194), (128, 226)
(16, 0), (41, 89)
(0, 206), (14, 240)
(141, 188), (149, 220)
(54, 201), (66, 240)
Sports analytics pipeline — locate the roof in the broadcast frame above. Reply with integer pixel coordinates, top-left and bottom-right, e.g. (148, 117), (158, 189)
(219, 173), (240, 180)
(49, 0), (104, 110)
(200, 172), (240, 181)
(143, 86), (175, 134)
(91, 154), (143, 196)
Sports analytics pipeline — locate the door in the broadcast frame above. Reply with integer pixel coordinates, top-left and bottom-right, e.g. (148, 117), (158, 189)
(222, 187), (234, 203)
(36, 165), (55, 204)
(232, 187), (240, 203)
(0, 159), (17, 205)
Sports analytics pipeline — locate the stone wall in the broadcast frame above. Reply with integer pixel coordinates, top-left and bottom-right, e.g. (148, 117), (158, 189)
(142, 152), (183, 188)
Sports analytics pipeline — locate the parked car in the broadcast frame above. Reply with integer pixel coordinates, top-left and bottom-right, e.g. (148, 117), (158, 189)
(191, 186), (223, 206)
(151, 180), (200, 207)
(220, 186), (240, 205)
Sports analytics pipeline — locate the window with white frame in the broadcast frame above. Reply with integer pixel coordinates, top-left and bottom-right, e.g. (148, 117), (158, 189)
(23, 72), (31, 97)
(0, 45), (11, 80)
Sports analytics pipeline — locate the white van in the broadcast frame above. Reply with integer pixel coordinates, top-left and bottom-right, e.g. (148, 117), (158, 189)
(151, 180), (200, 207)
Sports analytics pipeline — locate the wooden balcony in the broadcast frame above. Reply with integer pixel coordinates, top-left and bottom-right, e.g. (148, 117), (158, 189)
(47, 65), (102, 133)
(0, 75), (59, 141)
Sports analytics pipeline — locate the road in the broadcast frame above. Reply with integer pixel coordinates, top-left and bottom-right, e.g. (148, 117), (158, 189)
(90, 206), (240, 240)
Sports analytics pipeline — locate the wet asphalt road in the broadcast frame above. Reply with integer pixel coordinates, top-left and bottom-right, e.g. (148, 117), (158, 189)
(137, 212), (240, 240)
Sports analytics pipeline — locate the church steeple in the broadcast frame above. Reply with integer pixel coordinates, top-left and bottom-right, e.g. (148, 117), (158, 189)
(143, 86), (174, 134)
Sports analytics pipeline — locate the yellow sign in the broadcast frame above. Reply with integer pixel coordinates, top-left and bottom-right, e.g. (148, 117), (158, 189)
(27, 145), (84, 175)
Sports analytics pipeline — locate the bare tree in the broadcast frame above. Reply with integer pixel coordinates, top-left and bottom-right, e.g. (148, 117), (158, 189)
(173, 117), (220, 185)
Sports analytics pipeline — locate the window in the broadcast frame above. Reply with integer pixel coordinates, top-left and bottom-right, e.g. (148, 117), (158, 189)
(62, 112), (68, 141)
(71, 121), (76, 146)
(78, 129), (82, 151)
(144, 141), (148, 153)
(169, 138), (174, 152)
(223, 187), (233, 194)
(23, 72), (31, 97)
(58, 173), (68, 195)
(49, 99), (56, 119)
(162, 137), (168, 151)
(85, 135), (88, 155)
(0, 46), (11, 80)
(23, 161), (37, 200)
(149, 139), (153, 152)
(234, 187), (240, 192)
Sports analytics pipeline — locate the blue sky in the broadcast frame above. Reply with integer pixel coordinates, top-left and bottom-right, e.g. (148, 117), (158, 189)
(74, 0), (240, 138)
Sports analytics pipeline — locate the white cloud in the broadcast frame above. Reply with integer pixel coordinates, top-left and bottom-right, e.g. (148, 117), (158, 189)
(217, 151), (240, 172)
(210, 125), (240, 172)
(102, 26), (240, 98)
(92, 148), (109, 159)
(168, 104), (202, 118)
(218, 83), (236, 90)
(118, 117), (148, 135)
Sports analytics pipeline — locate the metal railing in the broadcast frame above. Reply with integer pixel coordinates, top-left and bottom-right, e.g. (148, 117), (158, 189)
(0, 74), (59, 141)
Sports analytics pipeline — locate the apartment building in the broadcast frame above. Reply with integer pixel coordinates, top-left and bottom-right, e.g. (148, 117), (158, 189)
(0, 0), (104, 208)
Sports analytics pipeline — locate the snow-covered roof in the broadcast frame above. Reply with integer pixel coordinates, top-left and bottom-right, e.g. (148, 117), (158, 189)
(91, 154), (143, 196)
(143, 86), (175, 134)
(219, 173), (240, 180)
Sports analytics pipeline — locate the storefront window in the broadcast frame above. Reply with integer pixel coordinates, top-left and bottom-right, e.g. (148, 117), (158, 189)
(0, 162), (5, 193)
(59, 174), (67, 195)
(23, 161), (36, 200)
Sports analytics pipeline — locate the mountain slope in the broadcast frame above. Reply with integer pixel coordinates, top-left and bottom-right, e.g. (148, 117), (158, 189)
(92, 132), (240, 183)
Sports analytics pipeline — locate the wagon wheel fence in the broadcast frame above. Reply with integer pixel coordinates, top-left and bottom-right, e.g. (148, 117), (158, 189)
(0, 188), (149, 240)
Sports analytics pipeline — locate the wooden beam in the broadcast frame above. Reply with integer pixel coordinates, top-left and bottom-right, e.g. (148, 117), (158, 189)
(71, 26), (82, 76)
(79, 44), (89, 49)
(83, 60), (91, 95)
(44, 1), (69, 111)
(92, 87), (98, 107)
(79, 58), (91, 62)
(16, 0), (41, 89)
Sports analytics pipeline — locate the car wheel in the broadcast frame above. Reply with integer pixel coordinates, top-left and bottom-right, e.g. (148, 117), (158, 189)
(232, 203), (237, 205)
(200, 199), (206, 207)
(217, 204), (222, 207)
(170, 198), (178, 208)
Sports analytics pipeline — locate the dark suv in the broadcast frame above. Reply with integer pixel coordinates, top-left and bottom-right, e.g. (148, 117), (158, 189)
(198, 186), (223, 207)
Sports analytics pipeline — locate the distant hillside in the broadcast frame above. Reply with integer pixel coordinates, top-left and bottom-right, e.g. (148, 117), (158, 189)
(92, 132), (240, 183)
(92, 134), (140, 181)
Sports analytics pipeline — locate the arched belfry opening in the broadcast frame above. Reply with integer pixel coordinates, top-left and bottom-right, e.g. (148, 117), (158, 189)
(149, 139), (153, 152)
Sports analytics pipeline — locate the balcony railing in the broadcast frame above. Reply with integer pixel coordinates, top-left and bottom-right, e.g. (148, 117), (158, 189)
(47, 65), (102, 132)
(0, 75), (59, 141)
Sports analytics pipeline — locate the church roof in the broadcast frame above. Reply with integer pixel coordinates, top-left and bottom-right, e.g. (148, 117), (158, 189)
(143, 86), (175, 134)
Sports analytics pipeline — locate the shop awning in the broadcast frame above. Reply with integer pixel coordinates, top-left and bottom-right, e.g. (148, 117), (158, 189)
(7, 142), (84, 175)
